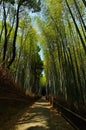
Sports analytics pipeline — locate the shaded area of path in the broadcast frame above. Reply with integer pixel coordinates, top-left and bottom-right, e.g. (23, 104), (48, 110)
(3, 97), (75, 130)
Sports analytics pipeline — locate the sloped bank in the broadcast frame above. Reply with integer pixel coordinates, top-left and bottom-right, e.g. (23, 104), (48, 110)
(0, 67), (40, 127)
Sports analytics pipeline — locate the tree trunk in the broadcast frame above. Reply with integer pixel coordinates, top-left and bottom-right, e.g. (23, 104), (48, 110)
(82, 0), (86, 7)
(7, 4), (20, 68)
(65, 0), (86, 53)
(73, 0), (86, 31)
(2, 2), (8, 65)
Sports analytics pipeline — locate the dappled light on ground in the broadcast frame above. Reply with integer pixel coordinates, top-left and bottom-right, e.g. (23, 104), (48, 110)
(0, 97), (75, 130)
(13, 97), (74, 130)
(14, 97), (50, 130)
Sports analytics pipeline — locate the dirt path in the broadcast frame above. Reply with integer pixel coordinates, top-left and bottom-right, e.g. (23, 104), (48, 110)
(2, 97), (75, 130)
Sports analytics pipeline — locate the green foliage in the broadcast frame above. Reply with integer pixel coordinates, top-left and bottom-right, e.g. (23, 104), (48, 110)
(40, 75), (46, 87)
(0, 0), (86, 106)
(36, 0), (86, 106)
(0, 0), (41, 12)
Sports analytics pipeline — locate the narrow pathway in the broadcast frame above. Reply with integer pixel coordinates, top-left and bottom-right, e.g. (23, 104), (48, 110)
(13, 97), (74, 130)
(2, 97), (75, 130)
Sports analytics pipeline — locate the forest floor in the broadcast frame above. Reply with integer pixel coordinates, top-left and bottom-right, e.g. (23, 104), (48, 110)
(1, 97), (75, 130)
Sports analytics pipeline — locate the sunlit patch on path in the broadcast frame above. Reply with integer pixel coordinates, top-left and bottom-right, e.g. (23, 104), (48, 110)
(14, 97), (74, 130)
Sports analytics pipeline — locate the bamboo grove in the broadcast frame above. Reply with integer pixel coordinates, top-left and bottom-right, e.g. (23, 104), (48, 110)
(0, 0), (86, 108)
(36, 0), (86, 108)
(0, 0), (43, 95)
